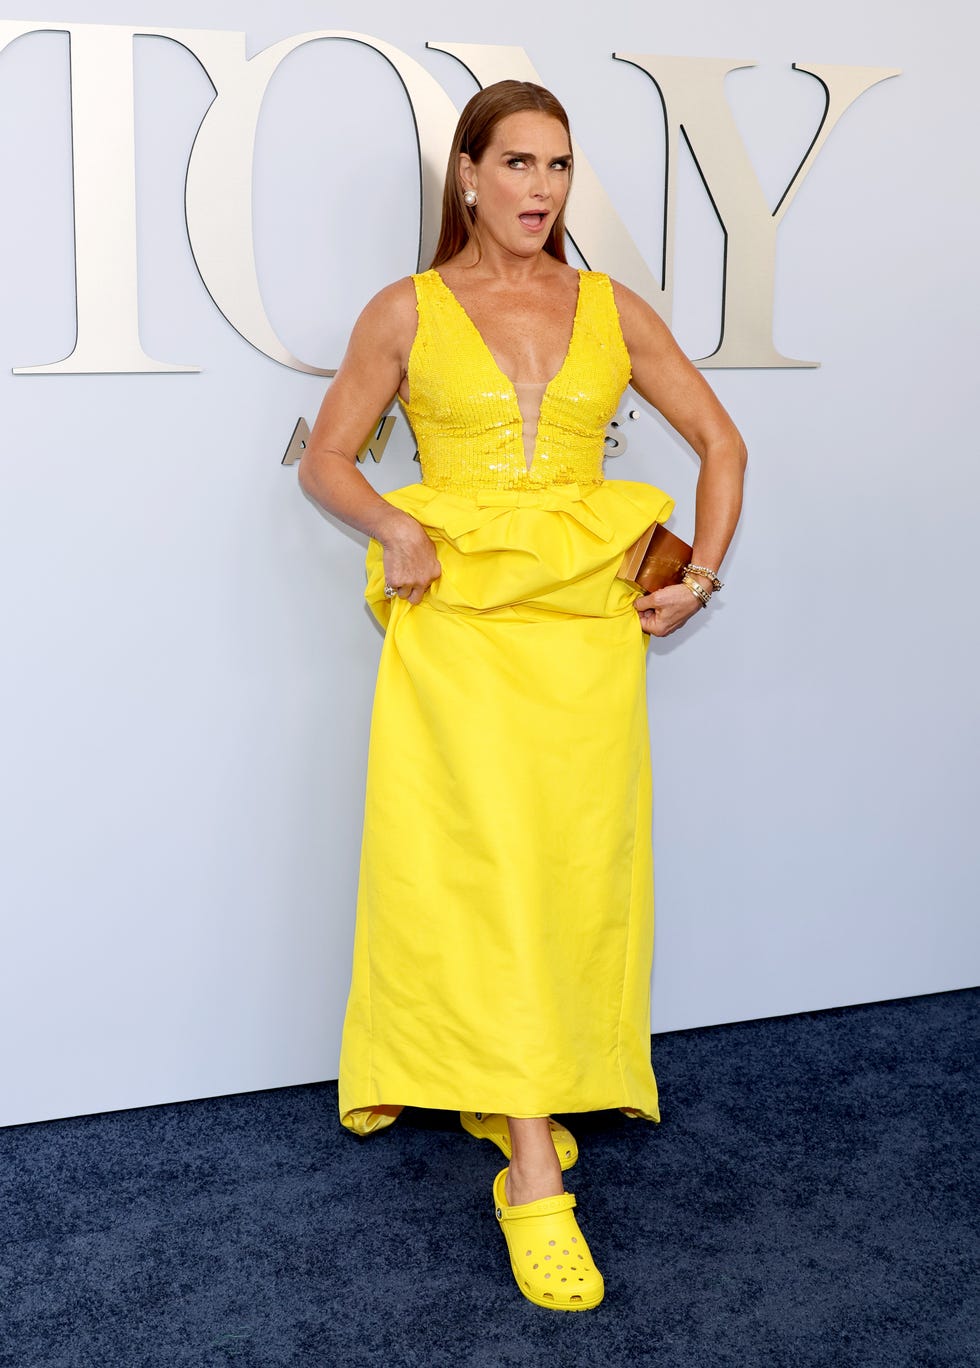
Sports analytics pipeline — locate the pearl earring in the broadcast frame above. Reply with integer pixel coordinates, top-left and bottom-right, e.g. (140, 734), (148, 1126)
(463, 189), (478, 207)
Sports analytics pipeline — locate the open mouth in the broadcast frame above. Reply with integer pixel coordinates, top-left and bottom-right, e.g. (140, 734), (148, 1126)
(518, 212), (548, 231)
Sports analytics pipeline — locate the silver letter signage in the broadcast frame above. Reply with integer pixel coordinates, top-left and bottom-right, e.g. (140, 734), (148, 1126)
(183, 28), (457, 376)
(0, 21), (899, 374)
(0, 21), (200, 374)
(0, 21), (456, 375)
(614, 54), (900, 366)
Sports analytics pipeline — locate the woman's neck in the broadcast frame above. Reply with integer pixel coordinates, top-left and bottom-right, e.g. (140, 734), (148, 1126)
(449, 237), (562, 286)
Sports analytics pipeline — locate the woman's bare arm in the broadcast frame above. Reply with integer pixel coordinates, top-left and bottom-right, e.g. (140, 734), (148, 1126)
(612, 280), (748, 637)
(298, 278), (441, 603)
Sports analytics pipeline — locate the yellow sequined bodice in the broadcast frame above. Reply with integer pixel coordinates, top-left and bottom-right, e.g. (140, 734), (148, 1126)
(401, 268), (632, 494)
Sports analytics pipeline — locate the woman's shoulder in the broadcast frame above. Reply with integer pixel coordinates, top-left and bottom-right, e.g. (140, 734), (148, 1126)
(606, 276), (670, 346)
(358, 275), (420, 323)
(350, 276), (420, 357)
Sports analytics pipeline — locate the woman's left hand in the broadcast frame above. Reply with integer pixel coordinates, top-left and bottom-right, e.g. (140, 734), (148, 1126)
(635, 583), (705, 637)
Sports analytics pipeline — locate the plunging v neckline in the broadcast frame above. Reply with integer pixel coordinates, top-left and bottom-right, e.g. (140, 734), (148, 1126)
(430, 268), (585, 398)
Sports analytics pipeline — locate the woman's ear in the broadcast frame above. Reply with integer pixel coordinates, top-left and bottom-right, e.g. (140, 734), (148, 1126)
(458, 152), (477, 195)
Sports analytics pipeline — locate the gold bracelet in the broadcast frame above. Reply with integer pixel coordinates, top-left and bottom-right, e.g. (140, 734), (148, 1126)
(683, 563), (724, 592)
(681, 575), (711, 609)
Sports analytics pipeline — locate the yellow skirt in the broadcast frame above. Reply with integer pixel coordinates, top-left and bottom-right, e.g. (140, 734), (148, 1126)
(338, 479), (673, 1135)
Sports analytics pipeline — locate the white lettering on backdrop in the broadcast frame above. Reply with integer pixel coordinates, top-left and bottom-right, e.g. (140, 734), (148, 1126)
(0, 21), (899, 374)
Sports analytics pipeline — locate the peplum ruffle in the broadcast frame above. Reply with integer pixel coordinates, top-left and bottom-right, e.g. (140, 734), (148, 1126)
(365, 478), (675, 627)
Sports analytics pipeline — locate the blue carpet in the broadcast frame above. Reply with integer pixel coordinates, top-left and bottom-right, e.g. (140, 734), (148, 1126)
(1, 989), (976, 1367)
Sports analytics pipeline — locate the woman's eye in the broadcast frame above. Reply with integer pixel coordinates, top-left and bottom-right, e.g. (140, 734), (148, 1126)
(505, 157), (569, 170)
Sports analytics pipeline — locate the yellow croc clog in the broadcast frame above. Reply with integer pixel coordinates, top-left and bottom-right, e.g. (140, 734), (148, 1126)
(460, 1112), (578, 1171)
(492, 1167), (604, 1311)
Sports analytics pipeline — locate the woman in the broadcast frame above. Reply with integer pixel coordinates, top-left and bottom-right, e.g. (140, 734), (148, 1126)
(299, 80), (746, 1311)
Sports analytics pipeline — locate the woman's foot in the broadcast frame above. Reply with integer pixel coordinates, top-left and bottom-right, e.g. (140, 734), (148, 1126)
(505, 1116), (565, 1204)
(493, 1168), (605, 1311)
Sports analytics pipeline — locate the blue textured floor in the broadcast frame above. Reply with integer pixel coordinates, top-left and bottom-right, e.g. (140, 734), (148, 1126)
(1, 989), (976, 1367)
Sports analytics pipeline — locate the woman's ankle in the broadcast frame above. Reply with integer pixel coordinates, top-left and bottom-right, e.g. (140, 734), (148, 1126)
(505, 1119), (564, 1204)
(505, 1155), (564, 1204)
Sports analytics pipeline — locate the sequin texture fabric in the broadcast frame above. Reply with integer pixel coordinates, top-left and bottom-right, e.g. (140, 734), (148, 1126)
(401, 269), (632, 493)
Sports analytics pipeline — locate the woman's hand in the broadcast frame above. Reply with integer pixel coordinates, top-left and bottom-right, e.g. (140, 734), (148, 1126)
(379, 512), (442, 606)
(635, 582), (705, 637)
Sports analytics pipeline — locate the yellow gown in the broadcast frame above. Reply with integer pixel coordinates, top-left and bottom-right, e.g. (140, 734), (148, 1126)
(338, 268), (674, 1135)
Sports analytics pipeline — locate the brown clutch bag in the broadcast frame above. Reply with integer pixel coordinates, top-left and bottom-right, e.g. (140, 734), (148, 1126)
(619, 523), (693, 593)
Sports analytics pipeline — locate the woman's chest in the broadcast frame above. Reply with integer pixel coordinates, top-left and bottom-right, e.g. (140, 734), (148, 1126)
(443, 283), (580, 386)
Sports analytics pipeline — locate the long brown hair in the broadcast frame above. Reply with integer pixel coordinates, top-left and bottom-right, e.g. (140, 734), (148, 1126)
(429, 80), (572, 269)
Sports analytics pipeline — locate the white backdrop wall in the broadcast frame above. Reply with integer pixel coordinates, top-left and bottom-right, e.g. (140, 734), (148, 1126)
(1, 1), (976, 1127)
